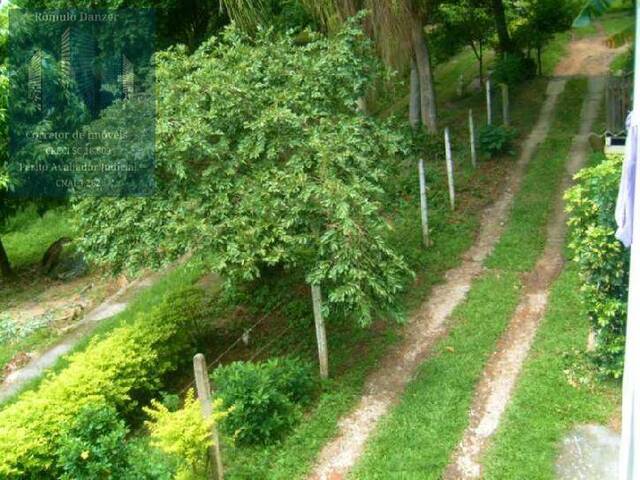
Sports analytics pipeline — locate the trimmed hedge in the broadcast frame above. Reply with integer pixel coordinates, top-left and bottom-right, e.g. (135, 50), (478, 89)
(565, 153), (628, 378)
(0, 287), (208, 478)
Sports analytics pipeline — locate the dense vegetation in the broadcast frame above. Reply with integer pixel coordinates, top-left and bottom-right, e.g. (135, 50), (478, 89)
(566, 154), (629, 378)
(0, 0), (632, 479)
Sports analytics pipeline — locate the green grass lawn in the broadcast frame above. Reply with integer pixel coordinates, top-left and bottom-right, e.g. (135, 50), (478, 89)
(1, 205), (73, 271)
(350, 272), (522, 480)
(348, 77), (588, 479)
(486, 79), (587, 272)
(482, 267), (621, 480)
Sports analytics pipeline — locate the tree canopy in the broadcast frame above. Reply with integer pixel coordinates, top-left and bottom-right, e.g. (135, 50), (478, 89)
(74, 19), (413, 325)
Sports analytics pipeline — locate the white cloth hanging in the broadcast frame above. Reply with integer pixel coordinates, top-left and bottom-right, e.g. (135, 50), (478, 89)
(618, 110), (640, 479)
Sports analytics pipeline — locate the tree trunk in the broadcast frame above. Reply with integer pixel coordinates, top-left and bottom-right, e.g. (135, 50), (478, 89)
(479, 41), (484, 84)
(0, 237), (14, 279)
(411, 17), (437, 133)
(537, 46), (542, 76)
(490, 0), (515, 54)
(409, 58), (420, 129)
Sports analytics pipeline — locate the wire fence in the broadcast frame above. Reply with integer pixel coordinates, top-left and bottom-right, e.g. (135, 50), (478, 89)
(177, 299), (307, 396)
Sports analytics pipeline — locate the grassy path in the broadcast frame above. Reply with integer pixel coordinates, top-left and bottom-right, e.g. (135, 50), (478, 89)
(446, 75), (605, 479)
(308, 72), (573, 479)
(482, 267), (620, 480)
(349, 77), (587, 480)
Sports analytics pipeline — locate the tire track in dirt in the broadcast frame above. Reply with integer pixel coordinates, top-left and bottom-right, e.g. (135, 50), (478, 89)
(307, 78), (569, 480)
(443, 74), (610, 480)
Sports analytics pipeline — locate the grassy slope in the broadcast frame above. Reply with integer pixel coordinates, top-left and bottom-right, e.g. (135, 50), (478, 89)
(0, 260), (207, 406)
(482, 267), (620, 480)
(349, 77), (587, 479)
(0, 21), (577, 479)
(218, 37), (572, 480)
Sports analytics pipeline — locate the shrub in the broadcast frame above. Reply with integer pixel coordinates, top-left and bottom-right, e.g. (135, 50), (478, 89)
(0, 286), (209, 477)
(56, 404), (131, 480)
(491, 53), (536, 85)
(565, 154), (628, 378)
(145, 389), (225, 480)
(211, 357), (316, 445)
(478, 124), (516, 157)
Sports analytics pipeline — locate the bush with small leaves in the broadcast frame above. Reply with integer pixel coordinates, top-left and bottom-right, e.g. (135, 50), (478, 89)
(56, 404), (131, 480)
(565, 154), (628, 378)
(478, 124), (516, 158)
(212, 357), (316, 445)
(145, 389), (225, 480)
(0, 287), (210, 477)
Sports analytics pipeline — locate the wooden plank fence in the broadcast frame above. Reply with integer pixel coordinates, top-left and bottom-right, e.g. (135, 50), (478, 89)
(606, 73), (632, 135)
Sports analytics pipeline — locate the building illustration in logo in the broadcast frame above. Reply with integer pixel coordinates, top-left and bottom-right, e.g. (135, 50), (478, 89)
(28, 25), (135, 116)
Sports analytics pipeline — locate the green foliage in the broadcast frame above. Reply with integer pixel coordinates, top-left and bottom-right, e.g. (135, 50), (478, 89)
(491, 53), (536, 85)
(483, 267), (620, 479)
(565, 154), (628, 378)
(15, 0), (227, 49)
(573, 0), (612, 27)
(0, 286), (210, 477)
(75, 19), (412, 326)
(512, 0), (575, 62)
(436, 0), (494, 77)
(56, 404), (131, 480)
(145, 389), (224, 480)
(478, 124), (516, 157)
(212, 357), (316, 445)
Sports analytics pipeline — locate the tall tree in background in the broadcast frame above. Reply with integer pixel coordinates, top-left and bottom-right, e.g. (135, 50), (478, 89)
(223, 0), (440, 132)
(489, 0), (516, 53)
(438, 0), (494, 84)
(513, 0), (574, 75)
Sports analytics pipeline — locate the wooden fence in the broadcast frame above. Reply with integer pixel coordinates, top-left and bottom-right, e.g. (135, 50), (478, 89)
(606, 73), (632, 135)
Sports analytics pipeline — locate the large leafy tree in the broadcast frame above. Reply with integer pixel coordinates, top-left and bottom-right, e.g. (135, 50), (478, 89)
(488, 0), (517, 53)
(75, 20), (412, 325)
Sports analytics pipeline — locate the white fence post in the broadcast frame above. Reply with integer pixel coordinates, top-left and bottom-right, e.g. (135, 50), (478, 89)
(486, 79), (492, 125)
(418, 159), (429, 247)
(444, 128), (455, 210)
(501, 83), (510, 126)
(468, 109), (477, 168)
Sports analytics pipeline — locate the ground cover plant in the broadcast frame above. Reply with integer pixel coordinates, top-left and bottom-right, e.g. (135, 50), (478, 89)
(0, 286), (211, 476)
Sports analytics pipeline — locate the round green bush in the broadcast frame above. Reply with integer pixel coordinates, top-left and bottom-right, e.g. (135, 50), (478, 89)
(478, 124), (516, 158)
(212, 357), (316, 445)
(56, 404), (132, 480)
